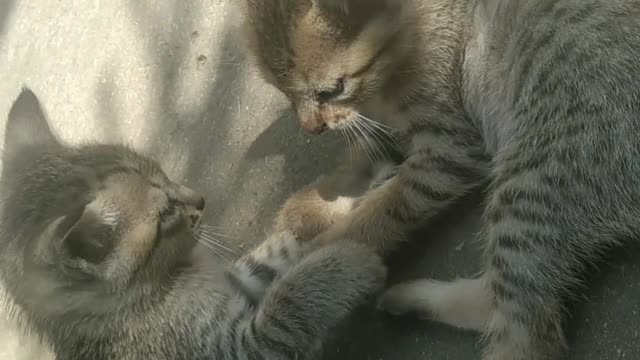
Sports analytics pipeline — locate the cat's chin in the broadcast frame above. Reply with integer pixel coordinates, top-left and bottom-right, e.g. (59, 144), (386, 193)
(325, 116), (359, 131)
(184, 232), (200, 251)
(326, 121), (349, 131)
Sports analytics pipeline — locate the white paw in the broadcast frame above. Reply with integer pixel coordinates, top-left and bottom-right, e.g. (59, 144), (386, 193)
(377, 280), (433, 317)
(378, 278), (490, 331)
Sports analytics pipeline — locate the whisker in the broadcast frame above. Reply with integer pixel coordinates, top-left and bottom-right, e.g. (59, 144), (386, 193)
(368, 123), (398, 146)
(198, 228), (238, 240)
(361, 120), (397, 156)
(357, 114), (399, 146)
(340, 128), (355, 166)
(354, 120), (384, 162)
(346, 125), (363, 167)
(357, 115), (401, 160)
(339, 130), (349, 163)
(357, 113), (396, 131)
(197, 233), (240, 255)
(197, 240), (235, 261)
(197, 239), (229, 261)
(350, 122), (375, 163)
(199, 224), (241, 231)
(197, 235), (237, 253)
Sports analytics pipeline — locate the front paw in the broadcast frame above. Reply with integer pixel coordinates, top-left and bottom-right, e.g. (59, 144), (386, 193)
(378, 278), (490, 331)
(377, 282), (425, 318)
(274, 186), (357, 243)
(313, 220), (353, 247)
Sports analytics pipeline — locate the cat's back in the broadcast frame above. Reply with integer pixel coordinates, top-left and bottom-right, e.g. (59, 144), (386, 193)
(476, 0), (640, 35)
(465, 0), (640, 153)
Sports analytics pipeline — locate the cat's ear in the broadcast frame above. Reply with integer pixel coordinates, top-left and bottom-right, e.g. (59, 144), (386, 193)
(53, 202), (117, 264)
(4, 88), (60, 157)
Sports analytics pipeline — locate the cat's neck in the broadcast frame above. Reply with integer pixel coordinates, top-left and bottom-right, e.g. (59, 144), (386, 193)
(373, 0), (473, 129)
(415, 0), (474, 77)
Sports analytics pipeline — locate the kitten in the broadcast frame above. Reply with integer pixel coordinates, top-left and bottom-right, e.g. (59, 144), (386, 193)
(241, 0), (487, 254)
(0, 88), (386, 360)
(242, 0), (640, 359)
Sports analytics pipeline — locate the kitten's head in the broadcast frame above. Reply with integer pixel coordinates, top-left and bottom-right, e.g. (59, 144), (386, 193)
(242, 0), (415, 133)
(0, 89), (206, 314)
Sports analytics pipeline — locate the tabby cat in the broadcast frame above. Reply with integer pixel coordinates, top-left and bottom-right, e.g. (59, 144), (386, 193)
(0, 88), (386, 360)
(242, 0), (640, 359)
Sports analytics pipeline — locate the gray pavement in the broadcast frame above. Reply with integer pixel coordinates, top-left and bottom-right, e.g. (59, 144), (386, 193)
(0, 1), (639, 359)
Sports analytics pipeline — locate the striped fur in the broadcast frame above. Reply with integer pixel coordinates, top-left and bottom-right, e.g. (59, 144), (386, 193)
(0, 89), (386, 359)
(242, 0), (489, 254)
(243, 0), (640, 358)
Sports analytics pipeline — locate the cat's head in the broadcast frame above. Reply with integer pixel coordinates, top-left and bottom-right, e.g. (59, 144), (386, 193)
(242, 0), (415, 133)
(0, 89), (205, 312)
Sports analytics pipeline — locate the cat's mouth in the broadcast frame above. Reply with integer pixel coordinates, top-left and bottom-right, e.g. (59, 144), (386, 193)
(327, 113), (396, 139)
(187, 211), (201, 229)
(296, 102), (359, 134)
(301, 112), (359, 134)
(189, 215), (202, 231)
(326, 116), (355, 131)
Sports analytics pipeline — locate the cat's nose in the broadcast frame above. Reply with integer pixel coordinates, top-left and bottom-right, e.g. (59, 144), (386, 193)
(195, 196), (205, 211)
(185, 201), (204, 227)
(306, 122), (327, 134)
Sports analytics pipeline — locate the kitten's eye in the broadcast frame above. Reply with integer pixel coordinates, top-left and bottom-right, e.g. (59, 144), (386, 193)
(159, 199), (183, 232)
(316, 78), (345, 103)
(160, 199), (179, 218)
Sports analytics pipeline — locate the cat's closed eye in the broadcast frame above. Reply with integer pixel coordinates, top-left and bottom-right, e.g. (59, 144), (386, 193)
(317, 77), (346, 103)
(160, 199), (179, 217)
(159, 199), (182, 231)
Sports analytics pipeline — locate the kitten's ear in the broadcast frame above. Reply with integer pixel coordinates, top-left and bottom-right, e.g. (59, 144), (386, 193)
(54, 202), (116, 264)
(5, 88), (60, 156)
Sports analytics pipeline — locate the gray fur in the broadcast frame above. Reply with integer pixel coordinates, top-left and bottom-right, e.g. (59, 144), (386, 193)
(387, 1), (640, 359)
(243, 0), (640, 358)
(0, 88), (386, 360)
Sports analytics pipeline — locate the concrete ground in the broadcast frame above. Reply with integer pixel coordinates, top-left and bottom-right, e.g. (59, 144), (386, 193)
(0, 1), (639, 359)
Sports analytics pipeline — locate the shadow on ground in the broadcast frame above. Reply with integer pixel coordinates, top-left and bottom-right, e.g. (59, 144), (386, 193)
(95, 0), (345, 247)
(242, 107), (344, 232)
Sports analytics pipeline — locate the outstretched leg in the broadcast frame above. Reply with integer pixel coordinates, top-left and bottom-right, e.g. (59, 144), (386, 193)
(475, 167), (621, 360)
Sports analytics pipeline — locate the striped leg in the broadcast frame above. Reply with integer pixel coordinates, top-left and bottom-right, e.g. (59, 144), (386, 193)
(479, 168), (612, 360)
(315, 126), (488, 254)
(479, 173), (583, 360)
(379, 164), (622, 359)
